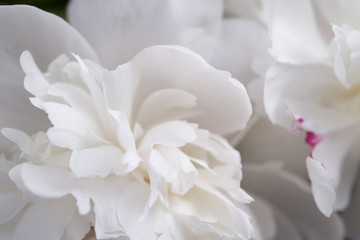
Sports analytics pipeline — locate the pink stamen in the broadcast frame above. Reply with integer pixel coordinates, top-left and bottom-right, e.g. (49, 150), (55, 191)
(305, 131), (323, 148)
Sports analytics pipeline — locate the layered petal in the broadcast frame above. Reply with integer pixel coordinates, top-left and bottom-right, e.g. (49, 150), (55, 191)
(265, 62), (351, 131)
(0, 5), (98, 154)
(131, 46), (252, 138)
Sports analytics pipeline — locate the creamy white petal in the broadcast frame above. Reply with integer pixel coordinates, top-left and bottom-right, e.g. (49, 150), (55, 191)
(311, 128), (360, 211)
(306, 156), (336, 217)
(44, 102), (103, 147)
(107, 110), (136, 151)
(131, 45), (252, 140)
(141, 121), (197, 148)
(149, 147), (198, 195)
(265, 63), (346, 130)
(103, 63), (136, 121)
(170, 187), (253, 239)
(9, 163), (76, 200)
(136, 89), (199, 128)
(67, 0), (222, 68)
(269, 0), (329, 64)
(332, 24), (360, 88)
(70, 145), (125, 178)
(70, 145), (140, 178)
(0, 6), (98, 154)
(116, 180), (159, 240)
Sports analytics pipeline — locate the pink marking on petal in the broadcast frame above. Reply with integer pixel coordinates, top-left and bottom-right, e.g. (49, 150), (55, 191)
(305, 131), (323, 148)
(309, 154), (327, 170)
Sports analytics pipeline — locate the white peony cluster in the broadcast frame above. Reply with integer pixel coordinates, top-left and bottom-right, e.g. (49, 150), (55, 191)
(1, 44), (254, 240)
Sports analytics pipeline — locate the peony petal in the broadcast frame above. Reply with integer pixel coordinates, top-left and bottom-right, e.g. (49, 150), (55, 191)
(70, 145), (138, 177)
(0, 6), (98, 154)
(269, 0), (329, 64)
(77, 176), (135, 239)
(306, 157), (336, 217)
(131, 46), (252, 138)
(103, 63), (136, 121)
(149, 147), (198, 195)
(107, 110), (136, 151)
(311, 128), (360, 211)
(170, 187), (253, 239)
(9, 163), (76, 200)
(67, 0), (222, 68)
(136, 89), (200, 128)
(140, 121), (197, 148)
(44, 102), (104, 149)
(116, 180), (162, 240)
(265, 63), (345, 130)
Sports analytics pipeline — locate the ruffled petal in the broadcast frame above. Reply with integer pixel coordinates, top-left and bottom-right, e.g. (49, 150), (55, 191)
(70, 145), (140, 177)
(265, 63), (347, 131)
(0, 5), (98, 154)
(136, 89), (199, 128)
(131, 46), (252, 138)
(140, 121), (197, 148)
(9, 163), (76, 200)
(67, 0), (222, 68)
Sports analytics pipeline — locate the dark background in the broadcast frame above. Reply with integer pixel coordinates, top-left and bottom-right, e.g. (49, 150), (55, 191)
(0, 0), (69, 18)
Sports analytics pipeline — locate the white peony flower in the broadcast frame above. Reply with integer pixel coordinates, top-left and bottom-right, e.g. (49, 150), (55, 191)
(0, 4), (253, 239)
(264, 0), (360, 223)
